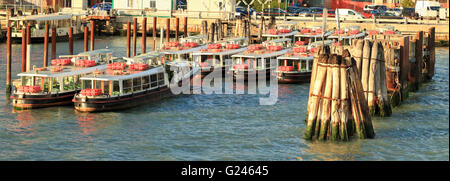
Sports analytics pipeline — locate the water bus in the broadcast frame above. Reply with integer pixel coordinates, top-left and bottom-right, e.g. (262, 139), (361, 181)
(229, 39), (291, 81)
(73, 53), (200, 112)
(295, 26), (332, 46)
(328, 26), (366, 45)
(159, 35), (208, 64)
(11, 49), (114, 109)
(262, 22), (299, 44)
(9, 13), (87, 43)
(192, 37), (249, 78)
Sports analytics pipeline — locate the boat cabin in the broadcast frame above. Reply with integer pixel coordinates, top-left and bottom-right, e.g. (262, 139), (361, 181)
(263, 38), (294, 48)
(295, 26), (332, 45)
(262, 26), (299, 43)
(328, 25), (366, 46)
(160, 35), (208, 63)
(9, 13), (87, 42)
(230, 44), (290, 72)
(193, 37), (249, 69)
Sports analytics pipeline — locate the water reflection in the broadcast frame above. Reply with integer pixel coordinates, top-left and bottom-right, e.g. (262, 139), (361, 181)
(300, 140), (365, 161)
(11, 110), (36, 138)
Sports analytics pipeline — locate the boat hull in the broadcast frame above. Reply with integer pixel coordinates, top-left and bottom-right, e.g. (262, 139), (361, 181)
(11, 90), (78, 109)
(73, 87), (173, 112)
(277, 71), (312, 84)
(228, 69), (274, 81)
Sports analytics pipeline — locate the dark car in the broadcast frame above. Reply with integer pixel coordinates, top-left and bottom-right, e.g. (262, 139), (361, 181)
(310, 7), (324, 16)
(92, 2), (112, 13)
(260, 8), (292, 16)
(373, 11), (404, 19)
(402, 8), (418, 18)
(236, 6), (255, 17)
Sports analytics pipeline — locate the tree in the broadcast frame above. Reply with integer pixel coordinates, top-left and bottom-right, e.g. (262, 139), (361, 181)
(401, 0), (415, 8)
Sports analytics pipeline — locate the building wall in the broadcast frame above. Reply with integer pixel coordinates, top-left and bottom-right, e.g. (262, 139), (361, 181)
(113, 0), (175, 10)
(186, 0), (235, 12)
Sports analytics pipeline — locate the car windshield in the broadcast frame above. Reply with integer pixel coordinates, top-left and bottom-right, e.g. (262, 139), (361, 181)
(430, 6), (441, 11)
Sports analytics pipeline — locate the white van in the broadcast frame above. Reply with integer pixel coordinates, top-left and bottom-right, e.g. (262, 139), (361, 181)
(415, 1), (441, 18)
(335, 9), (365, 19)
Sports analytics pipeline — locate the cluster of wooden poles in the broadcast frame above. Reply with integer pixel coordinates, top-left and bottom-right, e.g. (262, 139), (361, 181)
(306, 27), (436, 141)
(126, 16), (189, 57)
(305, 47), (375, 141)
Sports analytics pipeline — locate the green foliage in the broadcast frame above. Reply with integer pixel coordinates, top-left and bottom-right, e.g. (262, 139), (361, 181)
(237, 0), (287, 12)
(401, 0), (415, 8)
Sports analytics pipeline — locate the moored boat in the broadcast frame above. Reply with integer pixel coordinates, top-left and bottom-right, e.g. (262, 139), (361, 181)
(328, 25), (366, 45)
(192, 37), (249, 78)
(11, 49), (114, 109)
(229, 39), (291, 81)
(295, 26), (332, 45)
(73, 54), (200, 112)
(276, 46), (315, 84)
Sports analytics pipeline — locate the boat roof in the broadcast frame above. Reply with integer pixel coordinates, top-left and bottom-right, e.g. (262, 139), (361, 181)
(264, 38), (292, 44)
(328, 32), (366, 39)
(262, 31), (299, 37)
(218, 37), (248, 44)
(309, 40), (335, 47)
(9, 13), (86, 21)
(132, 52), (163, 60)
(278, 54), (314, 60)
(160, 45), (207, 55)
(80, 66), (165, 81)
(232, 48), (291, 59)
(18, 64), (108, 78)
(77, 49), (113, 56)
(192, 47), (248, 56)
(180, 35), (207, 42)
(295, 31), (332, 38)
(165, 60), (193, 67)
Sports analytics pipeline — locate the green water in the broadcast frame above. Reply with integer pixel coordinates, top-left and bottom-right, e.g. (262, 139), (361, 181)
(0, 36), (448, 160)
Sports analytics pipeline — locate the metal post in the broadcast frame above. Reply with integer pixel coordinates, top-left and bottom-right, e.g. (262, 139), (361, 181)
(26, 25), (31, 72)
(153, 17), (157, 51)
(21, 25), (26, 72)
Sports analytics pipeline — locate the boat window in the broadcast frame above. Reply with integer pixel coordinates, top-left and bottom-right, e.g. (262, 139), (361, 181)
(151, 74), (158, 88)
(265, 58), (271, 69)
(62, 76), (73, 91)
(133, 77), (142, 92)
(158, 73), (165, 86)
(82, 80), (92, 89)
(112, 81), (120, 96)
(301, 60), (307, 72)
(142, 75), (150, 89)
(308, 60), (313, 70)
(103, 81), (109, 95)
(52, 78), (60, 92)
(123, 79), (133, 94)
(21, 76), (32, 86)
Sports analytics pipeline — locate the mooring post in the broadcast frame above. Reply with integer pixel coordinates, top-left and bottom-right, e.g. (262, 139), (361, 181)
(90, 20), (95, 51)
(26, 25), (31, 72)
(44, 24), (49, 67)
(84, 25), (88, 52)
(127, 22), (131, 58)
(69, 27), (73, 55)
(51, 27), (57, 60)
(133, 17), (137, 56)
(184, 17), (188, 38)
(153, 17), (157, 51)
(21, 26), (26, 72)
(6, 27), (12, 94)
(166, 18), (170, 42)
(142, 17), (147, 54)
(175, 17), (179, 41)
(428, 27), (435, 79)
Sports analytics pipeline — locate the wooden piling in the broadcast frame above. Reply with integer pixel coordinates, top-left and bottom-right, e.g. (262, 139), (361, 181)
(133, 17), (137, 57)
(153, 17), (157, 51)
(21, 26), (26, 72)
(184, 17), (188, 38)
(51, 27), (56, 59)
(26, 25), (31, 71)
(69, 27), (73, 55)
(6, 27), (12, 94)
(90, 20), (95, 51)
(166, 18), (170, 42)
(44, 24), (49, 67)
(175, 17), (179, 41)
(84, 25), (88, 52)
(142, 17), (147, 54)
(399, 37), (410, 101)
(127, 22), (131, 58)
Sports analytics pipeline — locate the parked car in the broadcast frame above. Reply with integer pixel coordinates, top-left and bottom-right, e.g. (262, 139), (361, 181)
(235, 6), (255, 17)
(402, 8), (418, 19)
(373, 11), (404, 19)
(286, 6), (308, 16)
(310, 7), (324, 16)
(386, 8), (402, 16)
(298, 8), (312, 17)
(260, 8), (293, 16)
(92, 2), (112, 13)
(335, 8), (365, 19)
(363, 4), (387, 12)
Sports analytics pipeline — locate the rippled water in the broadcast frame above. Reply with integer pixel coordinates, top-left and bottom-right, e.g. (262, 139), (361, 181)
(0, 37), (448, 160)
